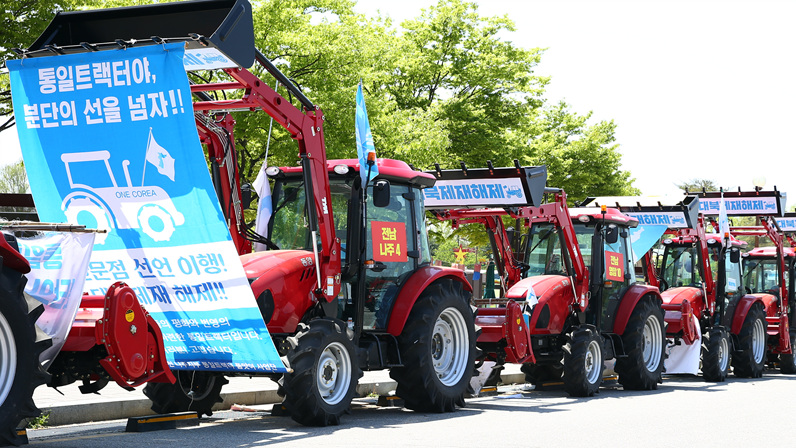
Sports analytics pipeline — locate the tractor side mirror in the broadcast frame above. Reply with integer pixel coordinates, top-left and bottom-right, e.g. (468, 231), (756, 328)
(730, 247), (740, 264)
(373, 180), (391, 208)
(240, 183), (253, 209)
(605, 225), (619, 245)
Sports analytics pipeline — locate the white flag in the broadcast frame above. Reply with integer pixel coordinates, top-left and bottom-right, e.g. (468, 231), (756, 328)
(252, 164), (272, 252)
(145, 128), (176, 181)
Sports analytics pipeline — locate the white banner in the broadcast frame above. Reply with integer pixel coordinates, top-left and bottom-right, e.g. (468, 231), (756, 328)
(15, 232), (95, 368)
(699, 196), (780, 216)
(424, 177), (527, 207)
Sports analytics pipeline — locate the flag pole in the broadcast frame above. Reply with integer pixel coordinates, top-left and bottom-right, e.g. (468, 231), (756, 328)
(141, 128), (153, 186)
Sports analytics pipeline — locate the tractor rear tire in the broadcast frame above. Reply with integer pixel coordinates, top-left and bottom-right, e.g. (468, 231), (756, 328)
(144, 371), (228, 417)
(281, 318), (361, 426)
(390, 280), (476, 413)
(615, 298), (665, 390)
(701, 327), (730, 382)
(779, 330), (796, 374)
(1, 259), (51, 446)
(732, 305), (766, 378)
(563, 326), (603, 397)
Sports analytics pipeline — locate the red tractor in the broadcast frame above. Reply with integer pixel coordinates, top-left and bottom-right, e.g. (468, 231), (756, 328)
(427, 166), (666, 396)
(6, 0), (476, 432)
(732, 216), (795, 372)
(585, 190), (790, 380)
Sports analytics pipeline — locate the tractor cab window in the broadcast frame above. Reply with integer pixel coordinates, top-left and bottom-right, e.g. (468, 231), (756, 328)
(270, 180), (310, 250)
(724, 251), (743, 301)
(525, 223), (568, 276)
(660, 245), (703, 290)
(269, 177), (354, 252)
(361, 183), (419, 330)
(743, 258), (779, 295)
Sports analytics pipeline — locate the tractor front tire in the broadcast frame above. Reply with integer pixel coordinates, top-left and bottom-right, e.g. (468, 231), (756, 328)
(701, 327), (731, 382)
(144, 371), (228, 417)
(779, 330), (796, 374)
(615, 298), (665, 390)
(281, 318), (361, 426)
(390, 280), (476, 413)
(0, 261), (51, 446)
(563, 326), (603, 397)
(732, 305), (766, 378)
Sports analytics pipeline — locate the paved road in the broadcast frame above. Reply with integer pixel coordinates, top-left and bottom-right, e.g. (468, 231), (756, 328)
(25, 371), (796, 448)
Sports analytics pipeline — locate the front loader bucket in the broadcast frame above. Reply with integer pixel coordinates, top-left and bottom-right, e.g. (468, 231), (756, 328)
(25, 0), (254, 68)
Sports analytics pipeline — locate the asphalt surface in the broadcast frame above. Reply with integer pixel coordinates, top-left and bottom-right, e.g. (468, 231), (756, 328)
(24, 371), (796, 448)
(31, 366), (526, 426)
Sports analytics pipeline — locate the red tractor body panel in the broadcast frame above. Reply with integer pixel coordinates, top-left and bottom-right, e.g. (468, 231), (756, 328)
(386, 266), (472, 337)
(660, 286), (705, 343)
(242, 250), (318, 334)
(506, 275), (575, 336)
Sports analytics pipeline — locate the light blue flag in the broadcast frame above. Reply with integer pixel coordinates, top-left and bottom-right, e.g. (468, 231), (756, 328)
(629, 225), (668, 264)
(355, 82), (378, 187)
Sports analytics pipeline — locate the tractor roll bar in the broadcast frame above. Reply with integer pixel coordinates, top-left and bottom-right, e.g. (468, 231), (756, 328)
(424, 161), (547, 209)
(580, 195), (699, 229)
(689, 189), (787, 217)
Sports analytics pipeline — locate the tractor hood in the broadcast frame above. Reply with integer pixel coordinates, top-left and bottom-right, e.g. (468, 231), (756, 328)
(240, 250), (318, 333)
(660, 286), (704, 306)
(506, 275), (574, 302)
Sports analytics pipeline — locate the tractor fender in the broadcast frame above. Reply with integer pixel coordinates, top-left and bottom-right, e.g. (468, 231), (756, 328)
(612, 284), (662, 335)
(386, 266), (472, 336)
(730, 295), (766, 335)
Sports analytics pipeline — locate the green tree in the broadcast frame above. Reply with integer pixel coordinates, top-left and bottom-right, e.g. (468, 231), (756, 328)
(0, 159), (28, 193)
(676, 178), (718, 193)
(383, 0), (548, 169)
(520, 102), (639, 203)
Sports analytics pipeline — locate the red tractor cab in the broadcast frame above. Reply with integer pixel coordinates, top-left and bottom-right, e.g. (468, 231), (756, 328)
(429, 165), (666, 397)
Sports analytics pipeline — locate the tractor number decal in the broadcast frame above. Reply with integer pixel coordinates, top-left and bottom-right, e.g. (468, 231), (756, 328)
(371, 221), (408, 263)
(605, 250), (624, 282)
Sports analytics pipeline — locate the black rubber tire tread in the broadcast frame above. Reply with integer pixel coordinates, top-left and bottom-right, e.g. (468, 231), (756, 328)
(143, 371), (228, 417)
(390, 280), (476, 413)
(562, 327), (603, 397)
(521, 363), (563, 386)
(779, 330), (796, 374)
(732, 305), (766, 378)
(615, 298), (666, 390)
(281, 318), (361, 426)
(0, 266), (51, 447)
(702, 327), (730, 382)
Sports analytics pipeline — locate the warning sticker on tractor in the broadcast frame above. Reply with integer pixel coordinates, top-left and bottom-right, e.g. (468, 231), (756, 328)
(372, 221), (408, 262)
(605, 250), (624, 282)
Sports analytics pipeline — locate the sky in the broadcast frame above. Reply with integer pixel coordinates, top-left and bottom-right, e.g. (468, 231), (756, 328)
(3, 0), (794, 203)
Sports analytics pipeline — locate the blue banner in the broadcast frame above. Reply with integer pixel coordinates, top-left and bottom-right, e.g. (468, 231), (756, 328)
(8, 44), (286, 373)
(355, 82), (378, 186)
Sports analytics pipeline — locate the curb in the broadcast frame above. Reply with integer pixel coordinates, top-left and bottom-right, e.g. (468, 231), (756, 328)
(41, 373), (527, 426)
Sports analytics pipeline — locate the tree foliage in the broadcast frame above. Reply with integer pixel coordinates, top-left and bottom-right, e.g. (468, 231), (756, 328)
(676, 178), (717, 194)
(1, 0), (641, 264)
(0, 159), (28, 193)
